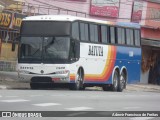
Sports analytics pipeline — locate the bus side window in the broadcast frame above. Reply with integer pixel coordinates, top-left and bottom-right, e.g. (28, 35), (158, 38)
(126, 28), (131, 45)
(126, 28), (134, 46)
(121, 28), (125, 44)
(134, 30), (140, 46)
(130, 29), (134, 45)
(110, 26), (116, 44)
(117, 27), (122, 44)
(89, 24), (98, 42)
(101, 25), (108, 44)
(72, 22), (79, 40)
(85, 23), (89, 41)
(117, 27), (126, 45)
(80, 23), (89, 41)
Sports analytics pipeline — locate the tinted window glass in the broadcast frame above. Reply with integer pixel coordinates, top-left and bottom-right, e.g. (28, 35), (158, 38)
(94, 25), (98, 42)
(85, 23), (89, 41)
(126, 29), (134, 45)
(126, 29), (131, 45)
(121, 28), (125, 44)
(130, 29), (134, 45)
(21, 21), (71, 36)
(90, 24), (94, 42)
(110, 27), (116, 44)
(117, 28), (125, 44)
(117, 28), (122, 44)
(89, 24), (98, 42)
(134, 30), (140, 46)
(80, 23), (85, 41)
(72, 22), (79, 40)
(19, 37), (70, 63)
(101, 26), (108, 44)
(80, 23), (89, 41)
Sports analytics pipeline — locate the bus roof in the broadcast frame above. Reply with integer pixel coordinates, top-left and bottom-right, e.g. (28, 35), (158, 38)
(23, 15), (140, 29)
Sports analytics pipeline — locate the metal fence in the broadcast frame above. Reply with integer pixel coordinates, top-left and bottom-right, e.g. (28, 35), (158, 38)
(0, 61), (16, 71)
(22, 2), (87, 17)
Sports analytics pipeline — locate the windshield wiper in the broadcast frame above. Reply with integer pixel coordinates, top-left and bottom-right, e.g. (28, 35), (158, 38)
(30, 48), (41, 56)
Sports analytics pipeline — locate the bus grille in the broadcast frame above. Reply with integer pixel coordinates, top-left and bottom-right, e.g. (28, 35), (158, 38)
(31, 77), (52, 83)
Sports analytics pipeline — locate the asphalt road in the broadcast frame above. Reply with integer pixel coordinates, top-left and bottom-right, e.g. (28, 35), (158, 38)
(0, 89), (160, 120)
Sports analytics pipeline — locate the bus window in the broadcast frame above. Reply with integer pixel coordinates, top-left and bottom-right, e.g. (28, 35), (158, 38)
(110, 27), (116, 44)
(117, 28), (125, 45)
(80, 23), (89, 41)
(85, 23), (89, 41)
(130, 29), (134, 45)
(21, 21), (70, 36)
(126, 29), (134, 46)
(126, 29), (131, 45)
(117, 28), (122, 44)
(89, 24), (98, 42)
(80, 23), (85, 41)
(134, 30), (140, 46)
(121, 28), (125, 44)
(72, 22), (79, 40)
(101, 26), (108, 44)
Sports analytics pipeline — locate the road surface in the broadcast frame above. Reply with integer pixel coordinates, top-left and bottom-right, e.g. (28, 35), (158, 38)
(0, 89), (160, 120)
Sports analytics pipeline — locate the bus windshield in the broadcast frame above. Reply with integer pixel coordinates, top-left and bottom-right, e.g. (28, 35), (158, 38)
(19, 36), (70, 63)
(21, 21), (71, 36)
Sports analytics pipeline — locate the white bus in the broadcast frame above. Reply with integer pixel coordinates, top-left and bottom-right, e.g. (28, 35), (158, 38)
(13, 15), (141, 91)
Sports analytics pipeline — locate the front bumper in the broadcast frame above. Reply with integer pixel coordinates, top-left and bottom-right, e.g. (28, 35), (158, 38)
(18, 72), (70, 83)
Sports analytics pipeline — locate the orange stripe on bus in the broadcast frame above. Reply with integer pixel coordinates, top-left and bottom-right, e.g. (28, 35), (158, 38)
(85, 46), (116, 82)
(70, 74), (75, 81)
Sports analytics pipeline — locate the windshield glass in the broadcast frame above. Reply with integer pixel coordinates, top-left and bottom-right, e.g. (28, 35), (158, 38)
(21, 21), (71, 36)
(19, 37), (70, 63)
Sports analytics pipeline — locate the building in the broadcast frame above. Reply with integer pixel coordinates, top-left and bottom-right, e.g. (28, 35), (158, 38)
(0, 0), (25, 70)
(140, 1), (160, 85)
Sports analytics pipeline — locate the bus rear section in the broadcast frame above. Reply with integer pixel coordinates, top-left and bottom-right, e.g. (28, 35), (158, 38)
(76, 43), (141, 92)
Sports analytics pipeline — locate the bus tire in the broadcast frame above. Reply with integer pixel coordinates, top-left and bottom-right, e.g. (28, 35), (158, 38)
(118, 72), (126, 92)
(30, 83), (39, 90)
(69, 69), (84, 90)
(112, 70), (119, 91)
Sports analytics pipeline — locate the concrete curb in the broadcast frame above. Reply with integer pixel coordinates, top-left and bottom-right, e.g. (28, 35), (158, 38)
(126, 84), (160, 92)
(0, 85), (7, 89)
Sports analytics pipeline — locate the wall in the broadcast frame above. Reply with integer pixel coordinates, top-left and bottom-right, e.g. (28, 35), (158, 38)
(140, 1), (160, 84)
(145, 1), (160, 28)
(141, 1), (160, 40)
(141, 28), (160, 40)
(24, 0), (133, 22)
(0, 42), (18, 61)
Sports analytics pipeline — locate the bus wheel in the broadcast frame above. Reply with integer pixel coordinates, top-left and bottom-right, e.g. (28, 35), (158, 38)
(30, 83), (39, 90)
(118, 72), (126, 92)
(69, 69), (84, 90)
(112, 71), (119, 91)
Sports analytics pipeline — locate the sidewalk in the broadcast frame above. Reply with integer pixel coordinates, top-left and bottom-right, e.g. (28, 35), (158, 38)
(0, 71), (160, 92)
(0, 71), (30, 89)
(126, 84), (160, 92)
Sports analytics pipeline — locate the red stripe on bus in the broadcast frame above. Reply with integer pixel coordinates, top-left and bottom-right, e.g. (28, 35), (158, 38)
(85, 46), (116, 82)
